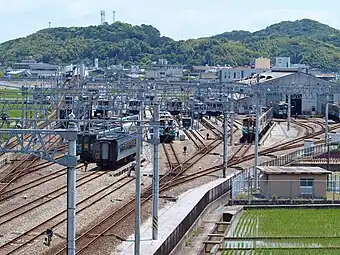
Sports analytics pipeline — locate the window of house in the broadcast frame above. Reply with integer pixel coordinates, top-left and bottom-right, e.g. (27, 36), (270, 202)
(233, 72), (236, 79)
(300, 178), (314, 187)
(300, 178), (314, 195)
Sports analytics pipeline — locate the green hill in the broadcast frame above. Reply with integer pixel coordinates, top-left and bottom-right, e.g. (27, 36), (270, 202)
(0, 19), (339, 72)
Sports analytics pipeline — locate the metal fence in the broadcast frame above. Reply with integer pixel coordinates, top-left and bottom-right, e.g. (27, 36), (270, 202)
(154, 179), (232, 255)
(259, 143), (339, 167)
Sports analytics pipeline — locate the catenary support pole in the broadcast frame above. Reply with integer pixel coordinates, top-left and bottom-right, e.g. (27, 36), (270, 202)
(152, 103), (160, 240)
(139, 92), (144, 154)
(254, 93), (260, 188)
(325, 94), (329, 145)
(223, 111), (229, 178)
(230, 92), (234, 145)
(135, 121), (142, 255)
(287, 94), (291, 131)
(67, 114), (77, 255)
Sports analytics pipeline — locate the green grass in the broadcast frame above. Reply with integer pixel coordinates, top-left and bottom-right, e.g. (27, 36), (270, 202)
(223, 209), (340, 253)
(224, 249), (340, 255)
(233, 209), (340, 237)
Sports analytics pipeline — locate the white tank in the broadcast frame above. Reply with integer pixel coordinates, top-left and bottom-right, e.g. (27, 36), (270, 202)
(80, 64), (85, 78)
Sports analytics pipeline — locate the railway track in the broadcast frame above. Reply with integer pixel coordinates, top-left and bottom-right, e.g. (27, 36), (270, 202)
(44, 118), (332, 253)
(229, 144), (252, 162)
(3, 116), (335, 254)
(189, 130), (206, 146)
(162, 143), (181, 170)
(200, 118), (223, 138)
(0, 134), (64, 194)
(0, 166), (101, 226)
(0, 173), (134, 254)
(49, 136), (224, 254)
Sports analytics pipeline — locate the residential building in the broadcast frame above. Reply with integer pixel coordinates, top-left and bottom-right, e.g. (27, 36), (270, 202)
(272, 57), (309, 73)
(255, 58), (271, 69)
(219, 67), (269, 82)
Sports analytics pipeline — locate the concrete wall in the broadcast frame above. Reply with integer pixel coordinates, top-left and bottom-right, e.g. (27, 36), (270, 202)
(260, 174), (328, 198)
(170, 191), (231, 255)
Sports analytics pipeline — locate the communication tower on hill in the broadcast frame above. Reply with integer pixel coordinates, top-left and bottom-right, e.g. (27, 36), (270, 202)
(100, 10), (106, 25)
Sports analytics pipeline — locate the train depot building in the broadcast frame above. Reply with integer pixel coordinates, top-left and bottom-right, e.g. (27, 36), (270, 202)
(257, 166), (331, 199)
(236, 70), (339, 116)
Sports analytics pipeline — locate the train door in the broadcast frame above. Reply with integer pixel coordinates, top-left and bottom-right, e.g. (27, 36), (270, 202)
(101, 142), (110, 168)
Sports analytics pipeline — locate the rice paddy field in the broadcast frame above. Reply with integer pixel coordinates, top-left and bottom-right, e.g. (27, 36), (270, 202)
(223, 208), (340, 254)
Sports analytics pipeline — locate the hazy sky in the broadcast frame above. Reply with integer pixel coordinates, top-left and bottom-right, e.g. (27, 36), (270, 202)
(1, 0), (339, 43)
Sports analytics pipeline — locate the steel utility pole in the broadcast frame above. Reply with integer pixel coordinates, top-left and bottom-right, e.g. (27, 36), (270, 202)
(152, 103), (160, 240)
(135, 120), (142, 255)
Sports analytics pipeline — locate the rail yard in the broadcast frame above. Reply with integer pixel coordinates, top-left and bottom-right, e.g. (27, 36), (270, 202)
(0, 67), (340, 255)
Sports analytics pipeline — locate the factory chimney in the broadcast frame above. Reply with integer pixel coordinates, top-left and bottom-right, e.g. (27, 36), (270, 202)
(113, 11), (116, 23)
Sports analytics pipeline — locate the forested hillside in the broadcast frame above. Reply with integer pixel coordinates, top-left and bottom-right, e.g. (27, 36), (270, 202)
(0, 19), (339, 71)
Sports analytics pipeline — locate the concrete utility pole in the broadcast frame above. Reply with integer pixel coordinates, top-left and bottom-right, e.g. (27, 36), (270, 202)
(287, 93), (291, 131)
(152, 103), (160, 240)
(134, 120), (142, 255)
(254, 92), (260, 188)
(229, 92), (234, 145)
(223, 109), (229, 178)
(325, 93), (329, 145)
(66, 113), (77, 255)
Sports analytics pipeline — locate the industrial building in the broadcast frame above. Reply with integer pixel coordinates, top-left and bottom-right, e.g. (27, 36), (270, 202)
(236, 70), (339, 115)
(10, 60), (60, 78)
(257, 166), (331, 199)
(145, 59), (184, 80)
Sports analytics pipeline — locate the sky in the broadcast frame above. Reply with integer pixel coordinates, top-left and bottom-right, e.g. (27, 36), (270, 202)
(0, 0), (339, 43)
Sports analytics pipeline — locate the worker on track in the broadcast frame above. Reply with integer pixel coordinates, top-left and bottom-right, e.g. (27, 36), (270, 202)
(44, 228), (54, 246)
(206, 133), (210, 140)
(84, 161), (88, 172)
(128, 163), (136, 177)
(183, 146), (187, 154)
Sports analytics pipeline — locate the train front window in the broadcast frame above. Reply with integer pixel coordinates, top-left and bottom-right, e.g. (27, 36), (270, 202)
(83, 136), (89, 150)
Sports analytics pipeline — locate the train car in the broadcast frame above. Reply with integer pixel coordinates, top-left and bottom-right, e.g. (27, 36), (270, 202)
(240, 107), (273, 143)
(92, 134), (137, 170)
(94, 98), (110, 118)
(182, 117), (192, 129)
(128, 99), (141, 115)
(273, 102), (288, 119)
(159, 112), (176, 143)
(328, 104), (340, 122)
(77, 132), (98, 162)
(206, 98), (224, 116)
(188, 100), (206, 119)
(167, 98), (183, 115)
